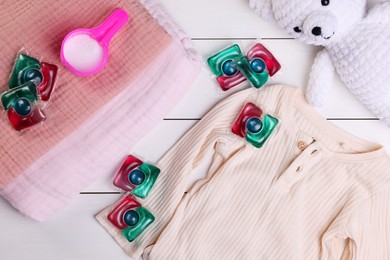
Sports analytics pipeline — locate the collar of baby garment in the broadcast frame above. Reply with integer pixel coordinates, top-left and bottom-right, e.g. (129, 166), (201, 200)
(284, 87), (386, 162)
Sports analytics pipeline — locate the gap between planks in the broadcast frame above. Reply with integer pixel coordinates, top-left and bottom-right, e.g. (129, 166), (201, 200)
(191, 37), (294, 41)
(78, 32), (380, 196)
(80, 118), (379, 195)
(163, 118), (379, 121)
(186, 37), (377, 121)
(80, 192), (123, 195)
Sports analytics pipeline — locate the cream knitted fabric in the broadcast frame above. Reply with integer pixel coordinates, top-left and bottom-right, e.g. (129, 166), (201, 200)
(97, 85), (390, 259)
(250, 0), (390, 126)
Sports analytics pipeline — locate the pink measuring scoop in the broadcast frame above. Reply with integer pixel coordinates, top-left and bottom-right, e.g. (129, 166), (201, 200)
(60, 9), (129, 76)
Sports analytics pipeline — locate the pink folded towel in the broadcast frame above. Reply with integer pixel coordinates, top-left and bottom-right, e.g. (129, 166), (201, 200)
(0, 0), (201, 221)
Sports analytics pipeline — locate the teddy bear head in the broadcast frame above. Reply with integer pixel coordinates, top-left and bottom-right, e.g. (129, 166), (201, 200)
(250, 0), (366, 46)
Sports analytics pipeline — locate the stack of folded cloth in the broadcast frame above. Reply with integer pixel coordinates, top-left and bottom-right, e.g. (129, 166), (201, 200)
(0, 0), (201, 221)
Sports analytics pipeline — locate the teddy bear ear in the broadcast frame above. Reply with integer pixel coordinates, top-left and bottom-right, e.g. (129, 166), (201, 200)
(249, 0), (275, 22)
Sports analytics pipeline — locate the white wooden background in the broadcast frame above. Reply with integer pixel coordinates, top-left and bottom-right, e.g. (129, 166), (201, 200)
(0, 0), (388, 259)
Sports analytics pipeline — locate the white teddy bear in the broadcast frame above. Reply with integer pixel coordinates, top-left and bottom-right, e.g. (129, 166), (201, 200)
(250, 0), (390, 125)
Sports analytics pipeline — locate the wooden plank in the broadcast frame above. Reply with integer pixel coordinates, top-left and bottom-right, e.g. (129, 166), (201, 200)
(84, 119), (390, 192)
(167, 40), (377, 119)
(1, 120), (388, 259)
(0, 195), (130, 260)
(159, 0), (382, 38)
(160, 0), (289, 38)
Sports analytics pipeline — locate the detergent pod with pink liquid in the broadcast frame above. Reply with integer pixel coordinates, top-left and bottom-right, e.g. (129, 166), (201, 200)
(113, 155), (160, 199)
(1, 53), (58, 131)
(232, 102), (278, 148)
(208, 43), (281, 91)
(107, 195), (155, 242)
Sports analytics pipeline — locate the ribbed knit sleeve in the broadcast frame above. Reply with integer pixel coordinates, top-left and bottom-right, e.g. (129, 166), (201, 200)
(96, 87), (263, 257)
(342, 188), (390, 260)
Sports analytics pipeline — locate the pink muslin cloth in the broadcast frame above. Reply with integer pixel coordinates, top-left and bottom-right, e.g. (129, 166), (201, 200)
(0, 0), (201, 221)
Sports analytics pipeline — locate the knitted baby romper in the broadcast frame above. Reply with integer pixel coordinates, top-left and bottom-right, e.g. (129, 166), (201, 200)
(97, 85), (390, 259)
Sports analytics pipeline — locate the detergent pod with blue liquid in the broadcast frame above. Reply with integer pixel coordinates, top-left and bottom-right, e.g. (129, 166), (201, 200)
(107, 195), (155, 242)
(113, 155), (160, 199)
(232, 102), (278, 148)
(1, 53), (58, 131)
(207, 43), (281, 91)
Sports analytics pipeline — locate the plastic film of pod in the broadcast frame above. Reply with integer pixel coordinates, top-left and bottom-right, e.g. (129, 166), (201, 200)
(107, 196), (155, 242)
(207, 43), (281, 91)
(232, 102), (278, 148)
(1, 54), (58, 131)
